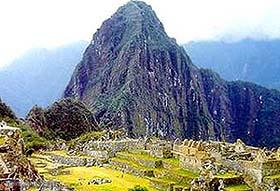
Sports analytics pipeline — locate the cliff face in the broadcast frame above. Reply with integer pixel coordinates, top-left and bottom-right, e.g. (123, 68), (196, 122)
(200, 69), (280, 147)
(64, 1), (280, 147)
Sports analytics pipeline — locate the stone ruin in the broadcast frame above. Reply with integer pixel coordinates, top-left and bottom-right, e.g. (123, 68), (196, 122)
(83, 136), (278, 191)
(40, 129), (280, 191)
(148, 139), (173, 159)
(0, 121), (42, 190)
(173, 138), (280, 191)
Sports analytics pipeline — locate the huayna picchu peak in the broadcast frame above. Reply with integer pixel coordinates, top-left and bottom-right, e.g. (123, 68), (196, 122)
(64, 1), (280, 148)
(1, 1), (280, 191)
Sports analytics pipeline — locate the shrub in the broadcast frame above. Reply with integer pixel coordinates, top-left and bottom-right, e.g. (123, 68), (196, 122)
(128, 185), (149, 191)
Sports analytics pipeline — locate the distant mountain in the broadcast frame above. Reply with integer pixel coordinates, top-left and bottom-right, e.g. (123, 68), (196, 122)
(184, 39), (280, 89)
(63, 1), (280, 147)
(0, 41), (88, 117)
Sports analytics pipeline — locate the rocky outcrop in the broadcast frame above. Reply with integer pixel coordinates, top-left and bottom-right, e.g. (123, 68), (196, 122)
(26, 98), (98, 140)
(64, 1), (280, 147)
(26, 106), (46, 136)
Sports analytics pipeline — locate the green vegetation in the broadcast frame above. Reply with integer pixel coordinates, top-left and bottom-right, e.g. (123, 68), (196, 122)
(31, 152), (157, 191)
(128, 185), (149, 191)
(117, 151), (160, 162)
(29, 149), (255, 191)
(26, 98), (99, 141)
(1, 118), (51, 150)
(68, 131), (104, 148)
(224, 184), (252, 191)
(0, 136), (5, 145)
(215, 172), (239, 179)
(20, 124), (51, 150)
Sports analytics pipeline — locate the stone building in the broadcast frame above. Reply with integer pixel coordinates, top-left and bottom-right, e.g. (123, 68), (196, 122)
(173, 138), (280, 190)
(173, 139), (211, 171)
(149, 140), (173, 159)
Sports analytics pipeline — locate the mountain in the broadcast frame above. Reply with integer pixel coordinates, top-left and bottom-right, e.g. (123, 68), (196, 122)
(184, 39), (280, 89)
(26, 98), (98, 140)
(0, 41), (88, 117)
(64, 1), (280, 147)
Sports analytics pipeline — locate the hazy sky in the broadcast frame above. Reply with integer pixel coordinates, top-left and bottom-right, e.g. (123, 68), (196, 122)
(0, 0), (280, 68)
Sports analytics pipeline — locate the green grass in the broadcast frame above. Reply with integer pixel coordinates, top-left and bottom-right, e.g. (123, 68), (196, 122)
(30, 148), (200, 191)
(18, 123), (51, 150)
(45, 150), (69, 156)
(0, 120), (50, 150)
(113, 151), (198, 189)
(67, 131), (104, 147)
(215, 172), (240, 179)
(171, 168), (198, 178)
(149, 176), (189, 188)
(31, 153), (158, 191)
(117, 151), (160, 162)
(162, 158), (179, 167)
(110, 157), (163, 175)
(264, 173), (280, 180)
(224, 184), (252, 191)
(0, 136), (5, 145)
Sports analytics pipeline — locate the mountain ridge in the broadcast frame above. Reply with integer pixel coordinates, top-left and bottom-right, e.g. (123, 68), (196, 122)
(64, 1), (280, 147)
(0, 41), (88, 117)
(184, 39), (280, 90)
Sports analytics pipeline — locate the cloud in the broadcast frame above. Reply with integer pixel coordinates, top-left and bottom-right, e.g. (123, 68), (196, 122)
(0, 0), (279, 67)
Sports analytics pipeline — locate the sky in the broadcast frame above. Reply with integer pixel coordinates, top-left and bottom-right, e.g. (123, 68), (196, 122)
(0, 0), (280, 68)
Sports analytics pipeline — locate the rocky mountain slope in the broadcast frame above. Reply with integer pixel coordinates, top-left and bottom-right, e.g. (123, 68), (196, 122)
(184, 39), (280, 89)
(64, 1), (280, 147)
(0, 41), (87, 117)
(26, 98), (98, 140)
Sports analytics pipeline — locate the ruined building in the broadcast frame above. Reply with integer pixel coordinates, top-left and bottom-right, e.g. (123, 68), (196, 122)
(0, 121), (41, 190)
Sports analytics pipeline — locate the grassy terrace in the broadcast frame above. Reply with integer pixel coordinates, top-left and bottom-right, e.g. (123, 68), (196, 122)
(112, 151), (199, 189)
(224, 184), (252, 191)
(264, 173), (280, 180)
(29, 150), (199, 190)
(215, 172), (240, 179)
(30, 153), (157, 191)
(30, 150), (253, 191)
(45, 166), (157, 191)
(117, 151), (160, 161)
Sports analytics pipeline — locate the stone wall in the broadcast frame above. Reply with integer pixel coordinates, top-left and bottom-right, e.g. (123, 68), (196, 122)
(149, 141), (173, 158)
(50, 154), (97, 167)
(83, 139), (145, 157)
(82, 150), (111, 161)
